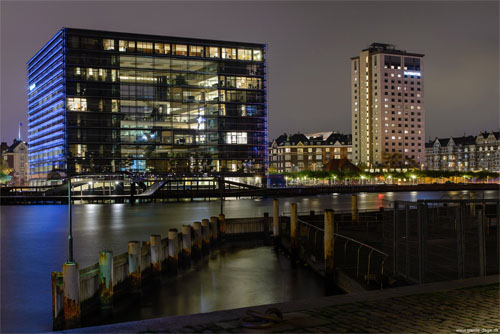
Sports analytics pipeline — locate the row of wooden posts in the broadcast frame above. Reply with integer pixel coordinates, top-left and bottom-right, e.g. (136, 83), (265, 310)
(52, 214), (227, 330)
(53, 195), (362, 330)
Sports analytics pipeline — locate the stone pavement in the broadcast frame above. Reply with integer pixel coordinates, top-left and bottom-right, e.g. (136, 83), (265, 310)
(60, 275), (499, 333)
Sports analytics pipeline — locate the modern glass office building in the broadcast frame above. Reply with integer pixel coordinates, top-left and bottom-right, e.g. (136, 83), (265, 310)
(27, 28), (267, 185)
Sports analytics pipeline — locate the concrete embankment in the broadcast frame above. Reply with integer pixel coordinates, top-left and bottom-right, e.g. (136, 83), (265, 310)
(57, 275), (499, 333)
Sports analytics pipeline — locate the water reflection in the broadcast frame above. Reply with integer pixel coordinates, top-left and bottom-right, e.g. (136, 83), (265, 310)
(83, 247), (326, 328)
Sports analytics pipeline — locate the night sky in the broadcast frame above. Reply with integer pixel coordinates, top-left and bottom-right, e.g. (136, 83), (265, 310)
(0, 1), (498, 144)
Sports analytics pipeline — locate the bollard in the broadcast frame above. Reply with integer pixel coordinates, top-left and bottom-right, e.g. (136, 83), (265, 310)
(128, 241), (141, 292)
(150, 235), (162, 274)
(62, 262), (80, 329)
(201, 219), (210, 253)
(99, 250), (114, 309)
(218, 214), (226, 243)
(273, 199), (280, 242)
(324, 209), (335, 281)
(177, 232), (183, 261)
(210, 216), (218, 247)
(351, 194), (359, 222)
(182, 225), (192, 264)
(290, 203), (298, 259)
(193, 221), (202, 258)
(168, 229), (179, 274)
(51, 272), (64, 331)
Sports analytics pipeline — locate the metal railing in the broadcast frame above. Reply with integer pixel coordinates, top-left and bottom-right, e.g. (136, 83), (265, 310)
(290, 212), (389, 286)
(392, 199), (499, 284)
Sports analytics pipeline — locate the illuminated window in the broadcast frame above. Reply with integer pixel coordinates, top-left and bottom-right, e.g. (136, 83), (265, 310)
(226, 132), (247, 144)
(173, 44), (188, 56)
(253, 49), (262, 61)
(119, 40), (135, 52)
(189, 45), (204, 57)
(222, 48), (236, 59)
(238, 49), (252, 60)
(154, 43), (170, 54)
(103, 39), (114, 50)
(137, 41), (153, 53)
(67, 98), (87, 111)
(207, 47), (219, 58)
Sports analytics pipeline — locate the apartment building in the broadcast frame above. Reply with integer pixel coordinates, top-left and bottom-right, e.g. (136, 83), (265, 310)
(425, 131), (500, 172)
(268, 132), (352, 173)
(351, 43), (425, 168)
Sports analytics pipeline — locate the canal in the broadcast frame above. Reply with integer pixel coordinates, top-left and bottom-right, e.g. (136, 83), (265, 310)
(1, 190), (496, 332)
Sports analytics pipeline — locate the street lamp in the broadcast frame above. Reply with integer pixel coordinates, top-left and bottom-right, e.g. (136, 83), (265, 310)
(411, 174), (416, 185)
(48, 169), (75, 262)
(67, 176), (74, 262)
(361, 175), (366, 185)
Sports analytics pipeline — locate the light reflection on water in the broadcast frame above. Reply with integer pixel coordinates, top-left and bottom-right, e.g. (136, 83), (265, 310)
(1, 190), (496, 332)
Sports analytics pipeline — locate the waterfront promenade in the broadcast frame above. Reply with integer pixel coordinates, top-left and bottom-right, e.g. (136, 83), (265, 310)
(60, 275), (499, 333)
(1, 183), (498, 205)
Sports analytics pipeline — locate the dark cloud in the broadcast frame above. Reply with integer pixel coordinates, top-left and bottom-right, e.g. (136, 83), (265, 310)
(1, 1), (498, 143)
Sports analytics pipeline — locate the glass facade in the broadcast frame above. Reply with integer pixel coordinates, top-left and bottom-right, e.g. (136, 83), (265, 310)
(27, 28), (267, 185)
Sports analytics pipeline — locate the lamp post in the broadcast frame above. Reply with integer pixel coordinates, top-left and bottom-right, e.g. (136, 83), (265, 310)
(67, 176), (74, 262)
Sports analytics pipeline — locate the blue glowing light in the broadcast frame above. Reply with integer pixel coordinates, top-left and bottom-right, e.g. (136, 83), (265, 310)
(404, 71), (421, 76)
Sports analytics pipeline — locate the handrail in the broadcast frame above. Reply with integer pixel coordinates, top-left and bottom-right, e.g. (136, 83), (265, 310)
(333, 233), (389, 257)
(296, 218), (388, 257)
(281, 208), (383, 216)
(297, 218), (324, 232)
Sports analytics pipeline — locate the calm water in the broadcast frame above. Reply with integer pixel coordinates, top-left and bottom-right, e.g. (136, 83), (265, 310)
(1, 190), (496, 332)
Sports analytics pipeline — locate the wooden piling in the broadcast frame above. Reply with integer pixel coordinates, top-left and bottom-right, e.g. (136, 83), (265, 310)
(210, 216), (218, 247)
(351, 195), (359, 222)
(182, 225), (192, 263)
(168, 229), (179, 273)
(128, 241), (141, 292)
(218, 214), (226, 243)
(150, 235), (162, 274)
(324, 209), (335, 281)
(62, 262), (81, 329)
(290, 203), (298, 258)
(273, 199), (279, 242)
(193, 221), (202, 258)
(98, 250), (113, 309)
(51, 271), (64, 331)
(201, 219), (210, 253)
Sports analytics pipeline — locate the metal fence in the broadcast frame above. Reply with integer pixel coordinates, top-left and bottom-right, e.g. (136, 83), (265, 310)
(277, 199), (498, 286)
(392, 199), (499, 283)
(279, 210), (389, 287)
